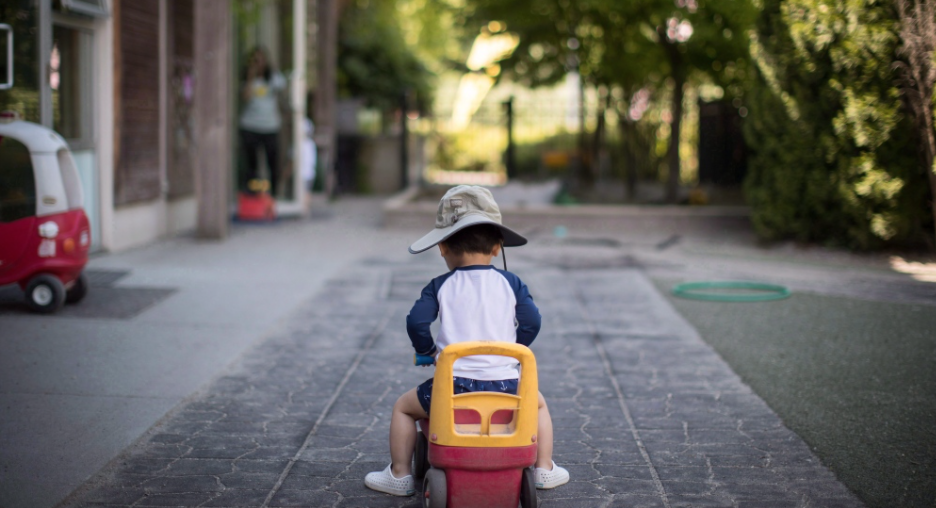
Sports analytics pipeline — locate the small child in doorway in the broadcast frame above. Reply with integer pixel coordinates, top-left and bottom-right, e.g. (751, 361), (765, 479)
(364, 185), (570, 496)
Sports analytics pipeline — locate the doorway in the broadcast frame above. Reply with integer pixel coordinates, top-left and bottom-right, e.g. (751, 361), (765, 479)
(234, 0), (307, 216)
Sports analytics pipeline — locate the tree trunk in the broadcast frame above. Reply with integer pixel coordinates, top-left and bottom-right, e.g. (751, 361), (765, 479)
(921, 91), (936, 246)
(576, 75), (595, 188)
(666, 69), (685, 204)
(661, 36), (685, 204)
(897, 0), (936, 246)
(315, 0), (339, 198)
(924, 128), (936, 246)
(592, 92), (608, 184)
(620, 119), (637, 201)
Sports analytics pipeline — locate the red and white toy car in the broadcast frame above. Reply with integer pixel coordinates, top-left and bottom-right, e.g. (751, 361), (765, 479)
(0, 115), (91, 313)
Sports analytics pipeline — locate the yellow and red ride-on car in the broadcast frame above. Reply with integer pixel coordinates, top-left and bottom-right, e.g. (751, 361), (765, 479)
(414, 341), (539, 508)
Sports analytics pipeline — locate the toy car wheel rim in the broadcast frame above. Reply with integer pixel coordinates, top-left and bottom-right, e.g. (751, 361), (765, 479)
(423, 469), (446, 508)
(25, 274), (66, 313)
(32, 285), (53, 306)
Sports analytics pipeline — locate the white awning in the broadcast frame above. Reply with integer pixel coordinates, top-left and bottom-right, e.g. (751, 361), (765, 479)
(61, 0), (110, 18)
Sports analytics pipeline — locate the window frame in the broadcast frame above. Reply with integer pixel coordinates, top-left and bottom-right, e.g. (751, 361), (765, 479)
(49, 13), (94, 150)
(59, 0), (110, 19)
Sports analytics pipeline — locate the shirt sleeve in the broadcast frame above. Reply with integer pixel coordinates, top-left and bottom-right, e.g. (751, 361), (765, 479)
(514, 280), (542, 347)
(406, 281), (439, 356)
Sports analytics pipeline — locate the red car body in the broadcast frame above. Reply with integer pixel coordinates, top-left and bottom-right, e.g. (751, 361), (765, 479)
(0, 210), (91, 290)
(420, 415), (537, 508)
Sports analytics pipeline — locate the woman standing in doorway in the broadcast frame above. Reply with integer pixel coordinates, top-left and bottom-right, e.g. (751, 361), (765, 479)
(239, 47), (286, 196)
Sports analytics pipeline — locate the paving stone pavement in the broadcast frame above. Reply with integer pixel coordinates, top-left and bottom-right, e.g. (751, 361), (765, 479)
(61, 255), (865, 508)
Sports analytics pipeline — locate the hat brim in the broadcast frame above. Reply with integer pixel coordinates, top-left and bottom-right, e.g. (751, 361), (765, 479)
(408, 214), (528, 254)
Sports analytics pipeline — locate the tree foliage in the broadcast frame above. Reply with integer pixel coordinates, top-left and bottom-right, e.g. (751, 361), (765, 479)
(744, 0), (933, 248)
(455, 0), (934, 248)
(337, 0), (434, 113)
(458, 0), (756, 200)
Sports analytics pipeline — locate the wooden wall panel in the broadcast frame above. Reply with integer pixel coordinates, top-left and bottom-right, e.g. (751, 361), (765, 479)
(114, 0), (161, 206)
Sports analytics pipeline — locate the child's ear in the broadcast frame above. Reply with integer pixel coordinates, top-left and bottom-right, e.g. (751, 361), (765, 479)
(491, 243), (502, 257)
(439, 243), (449, 256)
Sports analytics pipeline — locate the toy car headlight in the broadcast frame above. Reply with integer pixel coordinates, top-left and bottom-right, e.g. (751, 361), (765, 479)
(39, 221), (60, 239)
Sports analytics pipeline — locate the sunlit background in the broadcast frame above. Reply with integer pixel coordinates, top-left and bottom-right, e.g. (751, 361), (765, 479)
(0, 0), (933, 248)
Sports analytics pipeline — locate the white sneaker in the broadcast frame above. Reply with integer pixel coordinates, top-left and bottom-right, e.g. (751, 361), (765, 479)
(364, 464), (416, 496)
(534, 461), (570, 489)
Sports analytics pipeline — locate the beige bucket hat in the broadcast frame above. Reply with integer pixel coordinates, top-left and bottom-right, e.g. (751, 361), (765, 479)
(408, 185), (528, 254)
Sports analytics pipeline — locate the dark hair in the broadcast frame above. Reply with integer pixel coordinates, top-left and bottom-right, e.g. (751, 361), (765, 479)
(442, 224), (503, 255)
(243, 47), (272, 82)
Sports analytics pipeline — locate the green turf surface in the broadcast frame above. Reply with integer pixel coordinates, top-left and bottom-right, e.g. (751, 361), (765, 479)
(655, 281), (936, 508)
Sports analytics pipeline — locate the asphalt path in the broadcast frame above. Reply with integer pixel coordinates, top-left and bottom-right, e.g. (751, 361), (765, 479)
(0, 198), (405, 508)
(3, 190), (932, 507)
(656, 285), (936, 508)
(58, 244), (862, 507)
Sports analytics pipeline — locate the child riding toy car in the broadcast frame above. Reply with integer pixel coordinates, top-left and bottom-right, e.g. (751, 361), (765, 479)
(414, 341), (539, 508)
(0, 115), (91, 313)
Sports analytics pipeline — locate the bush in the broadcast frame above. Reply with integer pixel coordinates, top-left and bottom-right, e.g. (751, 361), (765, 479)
(338, 0), (433, 115)
(744, 0), (933, 249)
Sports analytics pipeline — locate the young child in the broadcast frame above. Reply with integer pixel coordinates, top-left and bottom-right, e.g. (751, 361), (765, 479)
(364, 185), (570, 496)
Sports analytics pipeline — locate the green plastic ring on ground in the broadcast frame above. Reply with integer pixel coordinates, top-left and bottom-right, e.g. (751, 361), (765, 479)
(671, 281), (791, 302)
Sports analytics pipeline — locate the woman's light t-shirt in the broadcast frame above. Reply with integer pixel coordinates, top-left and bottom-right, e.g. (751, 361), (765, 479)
(239, 73), (286, 133)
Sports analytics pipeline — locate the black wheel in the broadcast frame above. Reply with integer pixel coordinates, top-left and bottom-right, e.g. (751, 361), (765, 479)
(520, 467), (538, 508)
(422, 468), (446, 508)
(65, 272), (89, 304)
(25, 274), (66, 313)
(414, 431), (429, 480)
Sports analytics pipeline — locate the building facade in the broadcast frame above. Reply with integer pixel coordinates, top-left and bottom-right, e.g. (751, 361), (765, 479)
(0, 0), (315, 252)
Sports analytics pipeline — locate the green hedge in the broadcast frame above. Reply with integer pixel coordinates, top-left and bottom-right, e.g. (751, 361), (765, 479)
(744, 0), (933, 249)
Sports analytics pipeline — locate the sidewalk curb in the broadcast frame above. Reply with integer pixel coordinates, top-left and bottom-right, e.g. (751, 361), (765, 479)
(382, 187), (753, 235)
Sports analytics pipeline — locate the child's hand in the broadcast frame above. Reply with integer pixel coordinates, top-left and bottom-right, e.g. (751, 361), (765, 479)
(414, 354), (435, 367)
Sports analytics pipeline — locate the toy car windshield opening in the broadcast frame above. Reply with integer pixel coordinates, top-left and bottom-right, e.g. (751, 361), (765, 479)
(452, 391), (521, 436)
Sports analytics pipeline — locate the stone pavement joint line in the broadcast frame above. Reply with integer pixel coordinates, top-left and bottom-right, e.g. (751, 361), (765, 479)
(260, 308), (396, 508)
(61, 259), (865, 508)
(584, 315), (670, 508)
(571, 271), (670, 507)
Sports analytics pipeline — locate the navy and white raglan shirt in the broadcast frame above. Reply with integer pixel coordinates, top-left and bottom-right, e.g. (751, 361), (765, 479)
(406, 265), (542, 381)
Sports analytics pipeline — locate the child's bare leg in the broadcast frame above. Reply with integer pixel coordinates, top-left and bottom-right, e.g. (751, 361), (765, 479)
(535, 391), (554, 469)
(389, 388), (428, 478)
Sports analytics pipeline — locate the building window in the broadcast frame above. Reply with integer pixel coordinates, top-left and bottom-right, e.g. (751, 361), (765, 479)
(59, 0), (109, 18)
(0, 5), (40, 123)
(51, 24), (92, 146)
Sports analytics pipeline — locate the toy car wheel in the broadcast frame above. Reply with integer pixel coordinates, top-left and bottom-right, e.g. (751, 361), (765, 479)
(25, 274), (66, 313)
(65, 272), (89, 304)
(520, 467), (538, 508)
(414, 431), (429, 480)
(422, 468), (446, 508)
